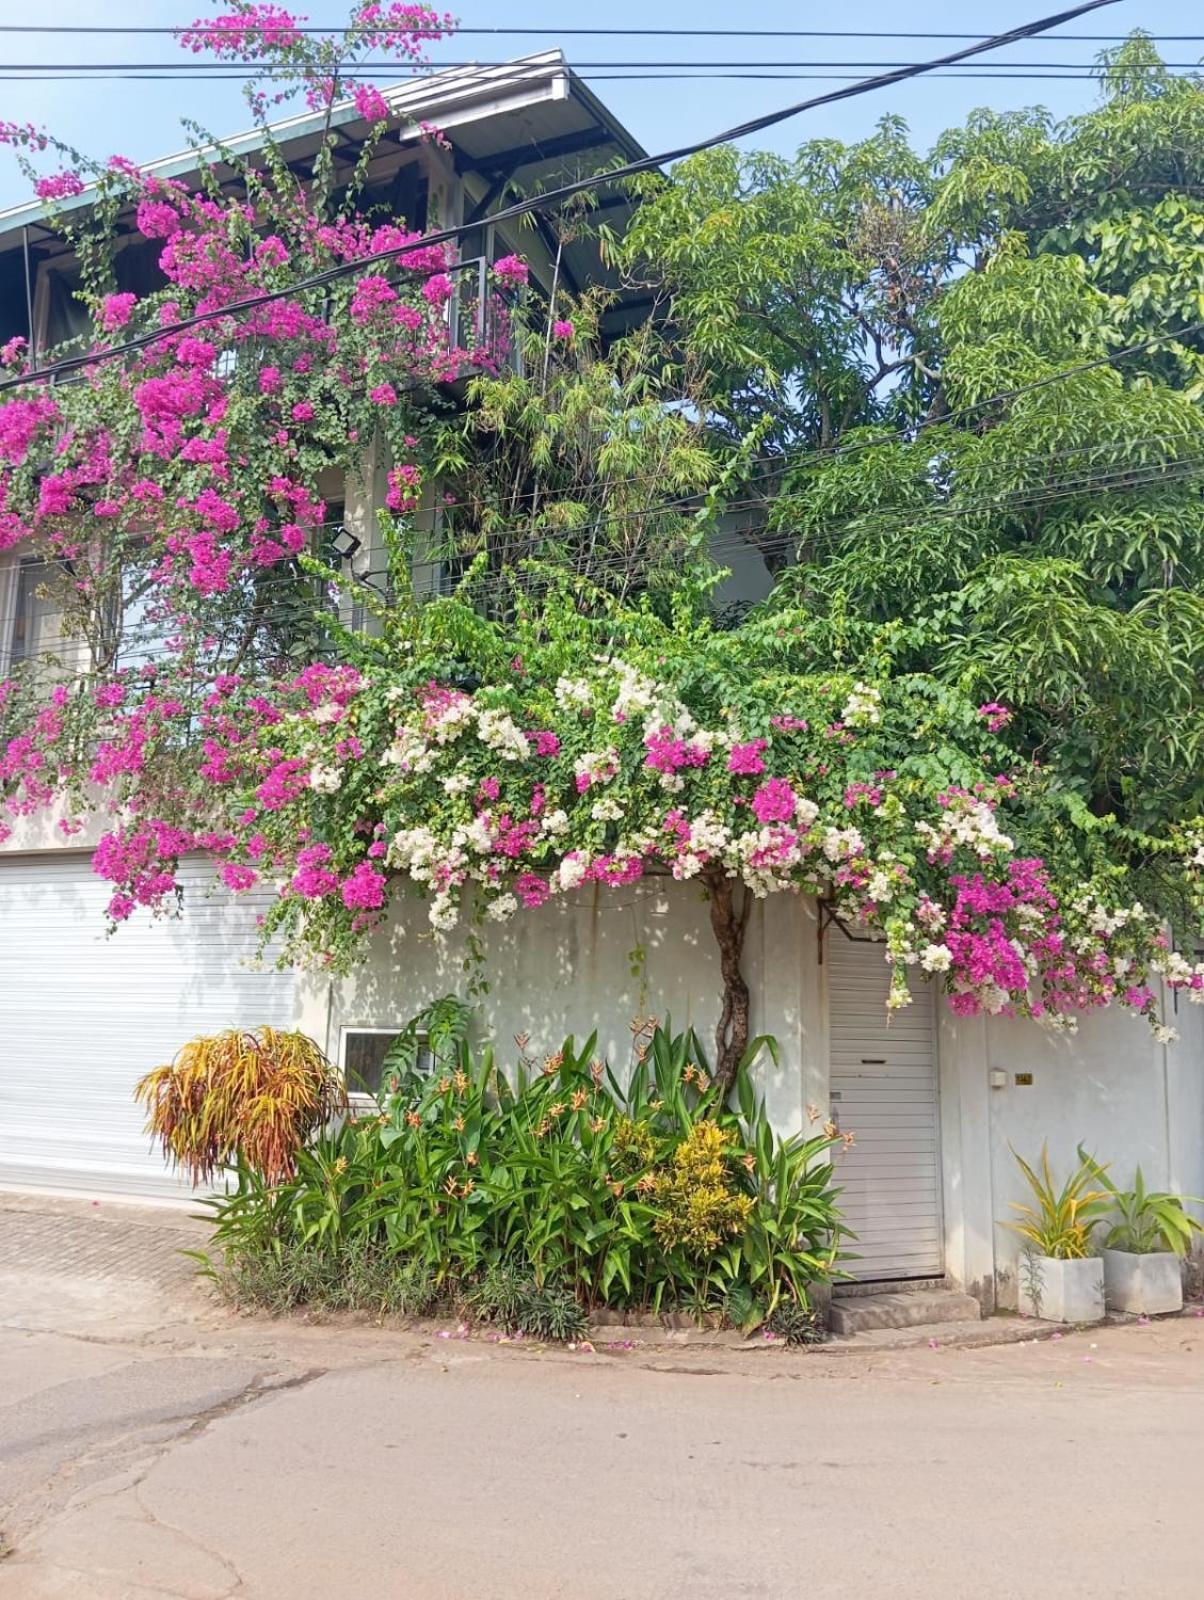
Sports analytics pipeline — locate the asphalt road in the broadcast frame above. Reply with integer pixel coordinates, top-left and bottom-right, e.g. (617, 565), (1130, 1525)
(1, 1200), (1202, 1598)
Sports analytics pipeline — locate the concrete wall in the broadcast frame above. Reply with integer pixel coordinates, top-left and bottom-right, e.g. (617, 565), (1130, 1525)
(301, 881), (826, 1137)
(983, 988), (1204, 1306)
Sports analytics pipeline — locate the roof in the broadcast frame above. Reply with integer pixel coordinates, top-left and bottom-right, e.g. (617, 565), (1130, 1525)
(0, 52), (648, 332)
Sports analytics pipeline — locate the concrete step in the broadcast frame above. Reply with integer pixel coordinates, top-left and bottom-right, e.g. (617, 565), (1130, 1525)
(829, 1289), (982, 1335)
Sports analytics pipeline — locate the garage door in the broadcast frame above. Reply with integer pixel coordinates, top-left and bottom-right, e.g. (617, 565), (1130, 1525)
(0, 853), (296, 1200)
(827, 929), (943, 1281)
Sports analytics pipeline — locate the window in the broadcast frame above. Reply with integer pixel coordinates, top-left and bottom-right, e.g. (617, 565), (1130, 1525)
(0, 557), (55, 675)
(340, 1027), (432, 1104)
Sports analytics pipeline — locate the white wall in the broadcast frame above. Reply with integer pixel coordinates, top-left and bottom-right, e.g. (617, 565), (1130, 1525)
(984, 990), (1204, 1306)
(304, 880), (826, 1136)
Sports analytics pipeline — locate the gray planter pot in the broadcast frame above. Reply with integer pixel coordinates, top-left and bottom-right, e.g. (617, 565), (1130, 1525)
(1017, 1254), (1105, 1324)
(1102, 1248), (1183, 1316)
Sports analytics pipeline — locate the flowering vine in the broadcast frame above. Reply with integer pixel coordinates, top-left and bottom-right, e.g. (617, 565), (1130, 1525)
(0, 8), (1202, 1087)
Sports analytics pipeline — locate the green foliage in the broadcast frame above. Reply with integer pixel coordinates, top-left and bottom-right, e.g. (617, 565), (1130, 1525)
(431, 305), (720, 616)
(621, 38), (1204, 839)
(765, 1299), (829, 1346)
(204, 1237), (439, 1319)
(1077, 1149), (1203, 1257)
(649, 1122), (755, 1256)
(199, 1018), (848, 1330)
(1003, 1144), (1112, 1260)
(466, 1264), (590, 1342)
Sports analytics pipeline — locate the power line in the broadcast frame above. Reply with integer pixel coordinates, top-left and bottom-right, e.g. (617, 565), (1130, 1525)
(1, 58), (1200, 71)
(0, 25), (1193, 41)
(0, 0), (1127, 398)
(5, 71), (1200, 86)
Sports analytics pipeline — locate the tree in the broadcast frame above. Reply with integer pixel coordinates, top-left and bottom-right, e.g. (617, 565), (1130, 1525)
(1, 24), (1203, 1082)
(623, 33), (1204, 836)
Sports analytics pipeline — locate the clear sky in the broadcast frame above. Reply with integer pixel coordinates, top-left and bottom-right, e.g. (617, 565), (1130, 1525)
(0, 0), (1200, 207)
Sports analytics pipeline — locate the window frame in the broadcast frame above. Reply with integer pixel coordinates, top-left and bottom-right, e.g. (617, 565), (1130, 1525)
(338, 1024), (431, 1110)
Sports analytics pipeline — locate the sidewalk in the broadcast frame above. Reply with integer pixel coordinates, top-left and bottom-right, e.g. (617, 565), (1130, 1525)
(0, 1191), (205, 1288)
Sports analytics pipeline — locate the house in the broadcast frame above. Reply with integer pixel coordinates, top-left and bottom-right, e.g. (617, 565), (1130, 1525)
(1, 56), (1200, 1314)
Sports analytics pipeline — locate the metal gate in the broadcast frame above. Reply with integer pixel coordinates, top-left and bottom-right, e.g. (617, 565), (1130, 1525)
(0, 853), (295, 1200)
(826, 929), (943, 1280)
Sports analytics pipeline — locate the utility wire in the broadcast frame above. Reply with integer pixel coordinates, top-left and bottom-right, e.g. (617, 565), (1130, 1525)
(4, 71), (1198, 85)
(1, 58), (1200, 71)
(0, 25), (1191, 41)
(0, 0), (1126, 396)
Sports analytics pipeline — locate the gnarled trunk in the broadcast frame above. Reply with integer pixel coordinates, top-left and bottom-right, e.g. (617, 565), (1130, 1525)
(705, 869), (754, 1090)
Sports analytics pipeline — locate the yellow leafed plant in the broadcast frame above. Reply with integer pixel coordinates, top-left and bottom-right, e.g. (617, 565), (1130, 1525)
(135, 1027), (346, 1186)
(650, 1121), (754, 1256)
(1003, 1143), (1112, 1260)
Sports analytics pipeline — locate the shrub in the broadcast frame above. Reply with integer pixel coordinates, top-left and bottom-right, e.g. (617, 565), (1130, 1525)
(1004, 1144), (1112, 1259)
(650, 1122), (754, 1255)
(207, 1237), (439, 1319)
(1077, 1149), (1203, 1257)
(765, 1300), (828, 1346)
(136, 1027), (345, 1185)
(194, 1013), (849, 1336)
(465, 1263), (589, 1341)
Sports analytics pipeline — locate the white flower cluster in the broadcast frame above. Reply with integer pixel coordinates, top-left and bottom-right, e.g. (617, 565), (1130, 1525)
(485, 893), (518, 923)
(1151, 950), (1204, 1003)
(475, 706), (530, 762)
(388, 825), (444, 878)
(730, 826), (810, 896)
(822, 825), (865, 862)
(309, 763), (343, 795)
(427, 694), (474, 743)
(552, 852), (591, 892)
(916, 799), (1013, 861)
(452, 816), (493, 855)
(609, 659), (659, 721)
(841, 681), (882, 728)
(382, 725), (436, 774)
(670, 810), (732, 880)
(554, 675), (592, 709)
(574, 748), (621, 788)
(920, 942), (953, 973)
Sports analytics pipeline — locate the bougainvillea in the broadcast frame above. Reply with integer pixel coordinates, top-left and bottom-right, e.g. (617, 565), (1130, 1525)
(6, 578), (1204, 1083)
(1, 8), (1203, 1088)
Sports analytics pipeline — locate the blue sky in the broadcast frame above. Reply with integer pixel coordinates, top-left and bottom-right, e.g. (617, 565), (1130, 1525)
(1, 0), (1200, 207)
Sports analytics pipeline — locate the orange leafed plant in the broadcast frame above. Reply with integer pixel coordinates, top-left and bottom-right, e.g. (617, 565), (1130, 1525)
(135, 1027), (346, 1185)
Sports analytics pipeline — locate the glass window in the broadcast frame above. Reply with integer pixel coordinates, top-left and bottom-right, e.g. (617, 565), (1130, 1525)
(341, 1029), (432, 1100)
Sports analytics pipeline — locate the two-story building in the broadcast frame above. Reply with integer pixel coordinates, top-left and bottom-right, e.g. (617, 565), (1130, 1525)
(1, 54), (1200, 1317)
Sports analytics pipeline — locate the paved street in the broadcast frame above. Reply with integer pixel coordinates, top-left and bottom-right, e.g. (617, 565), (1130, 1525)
(1, 1194), (1202, 1599)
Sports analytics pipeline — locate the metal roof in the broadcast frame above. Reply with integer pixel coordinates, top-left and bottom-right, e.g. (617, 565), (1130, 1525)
(0, 51), (647, 263)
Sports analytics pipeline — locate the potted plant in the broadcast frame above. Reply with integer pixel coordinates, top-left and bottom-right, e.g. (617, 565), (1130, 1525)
(1078, 1150), (1201, 1316)
(1004, 1145), (1110, 1323)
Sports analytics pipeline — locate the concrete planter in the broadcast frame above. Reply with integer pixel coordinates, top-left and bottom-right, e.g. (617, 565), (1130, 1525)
(1102, 1248), (1183, 1316)
(1017, 1254), (1105, 1324)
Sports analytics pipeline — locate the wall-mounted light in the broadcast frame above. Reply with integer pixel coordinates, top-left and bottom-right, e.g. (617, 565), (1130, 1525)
(329, 526), (362, 563)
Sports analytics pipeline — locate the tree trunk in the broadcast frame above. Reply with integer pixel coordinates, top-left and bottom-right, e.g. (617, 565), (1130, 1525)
(706, 869), (753, 1091)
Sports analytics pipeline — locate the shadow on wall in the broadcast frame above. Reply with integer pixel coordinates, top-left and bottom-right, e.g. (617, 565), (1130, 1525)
(318, 877), (809, 1130)
(986, 997), (1204, 1308)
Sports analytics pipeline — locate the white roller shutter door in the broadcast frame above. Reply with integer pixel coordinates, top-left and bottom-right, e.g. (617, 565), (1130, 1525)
(827, 930), (944, 1280)
(0, 853), (296, 1200)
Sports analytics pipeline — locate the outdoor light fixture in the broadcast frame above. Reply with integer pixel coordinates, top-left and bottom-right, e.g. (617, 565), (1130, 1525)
(329, 526), (362, 562)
